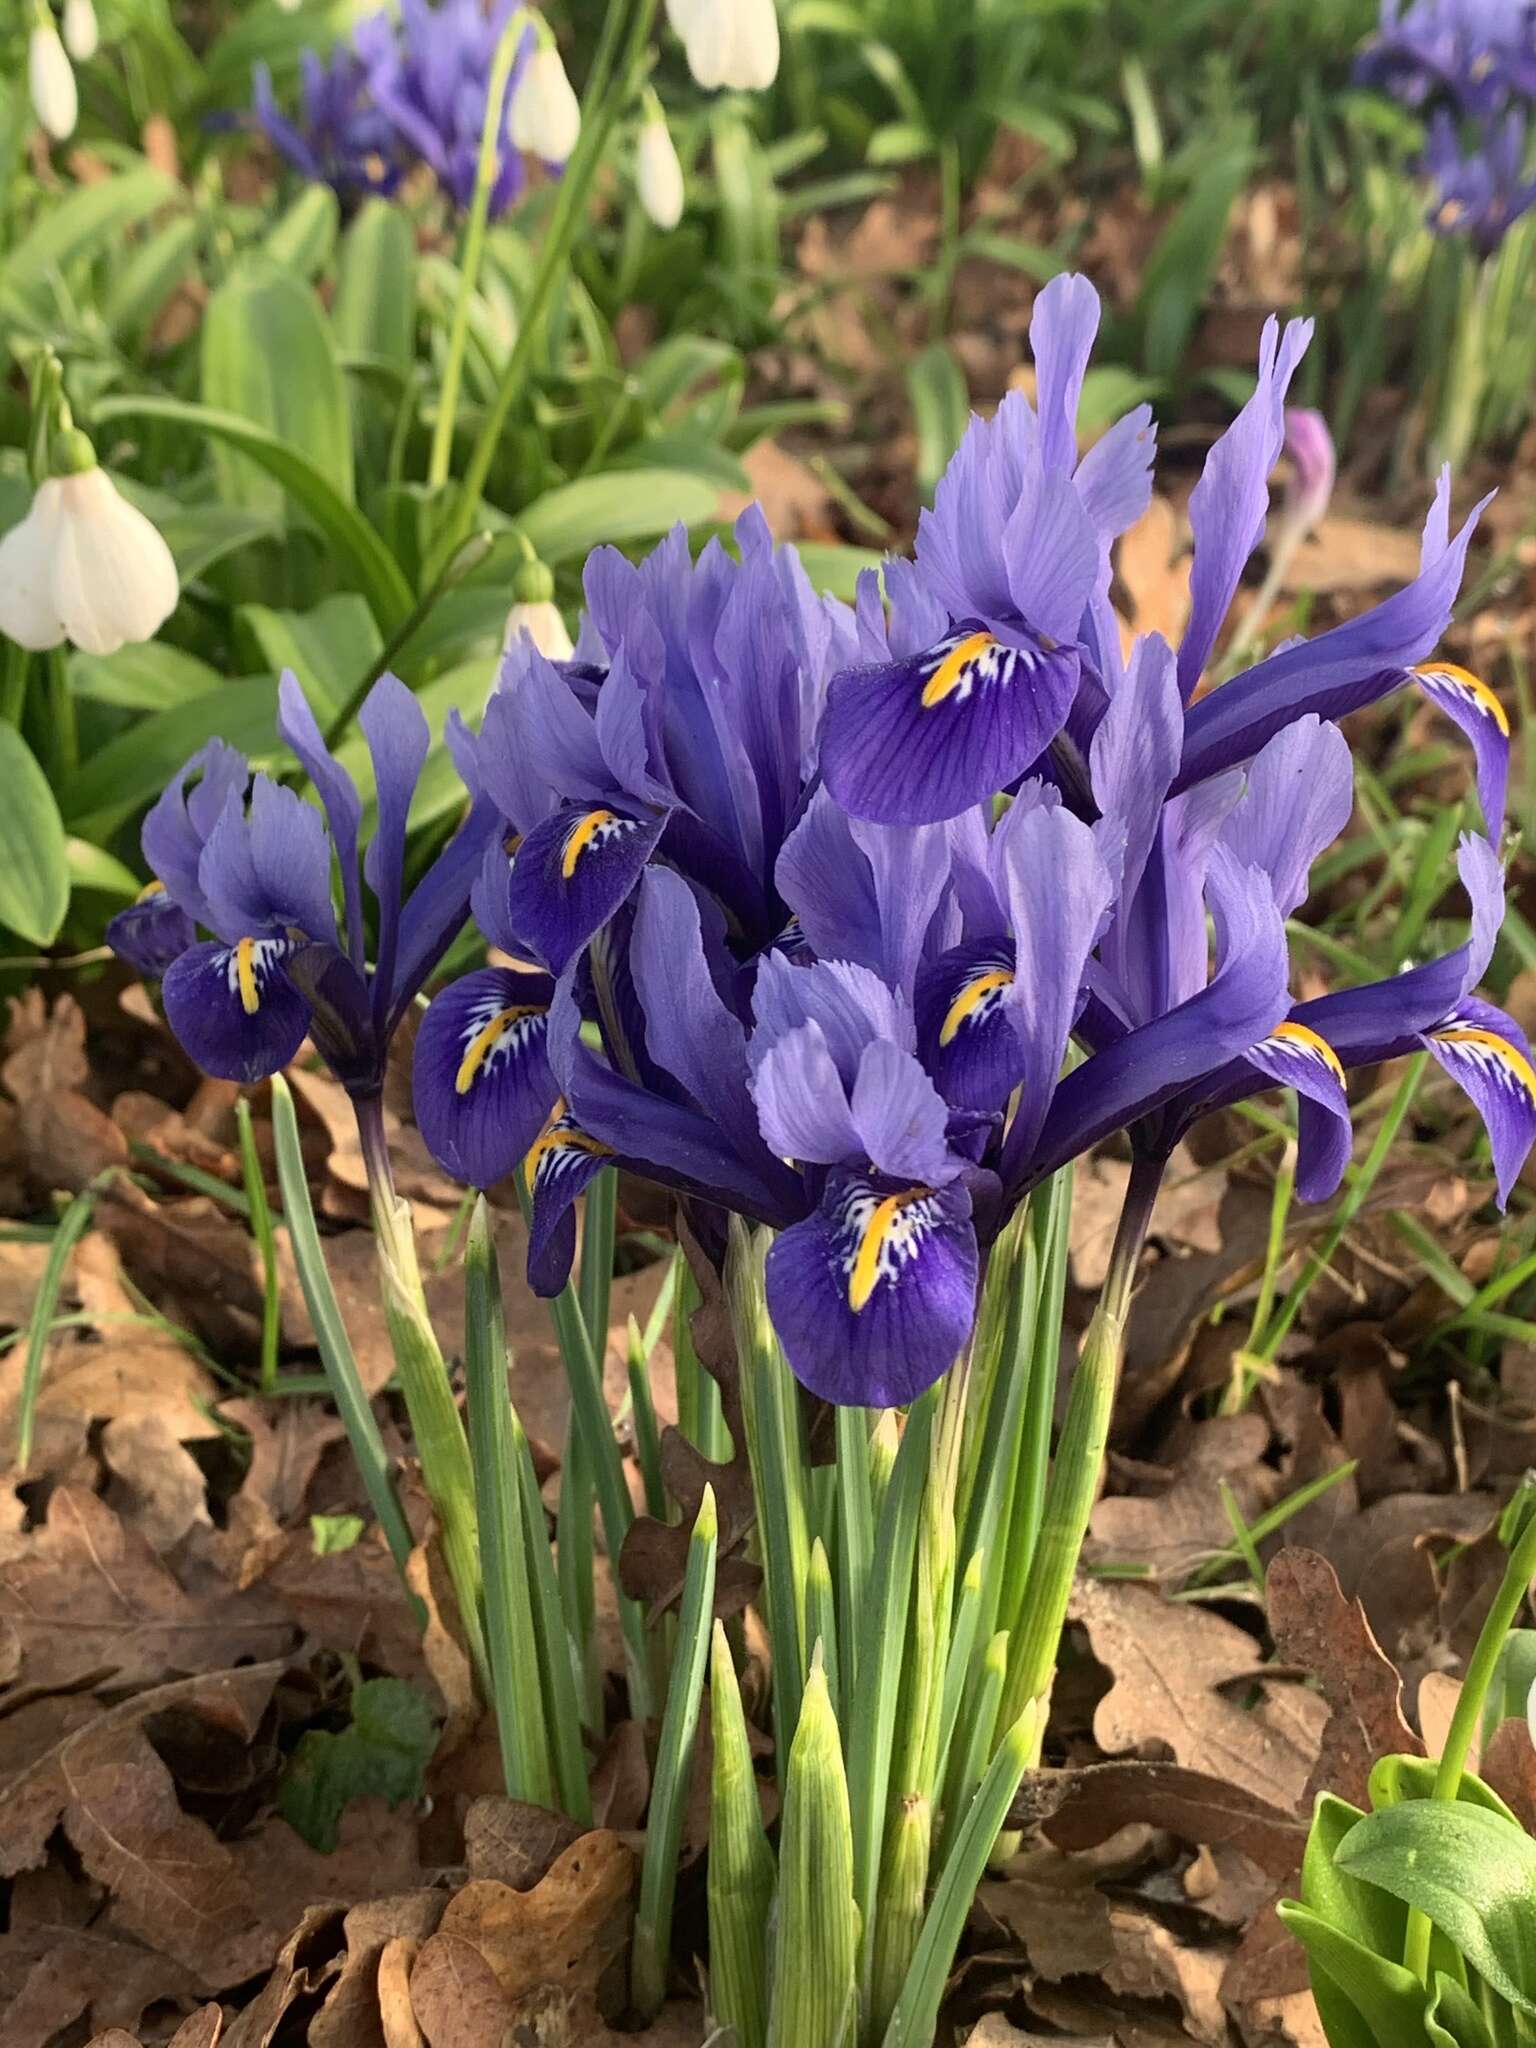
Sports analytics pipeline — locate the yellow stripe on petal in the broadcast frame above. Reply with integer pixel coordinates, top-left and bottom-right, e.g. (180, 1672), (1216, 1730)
(1270, 1019), (1346, 1085)
(921, 632), (998, 709)
(453, 1005), (543, 1095)
(135, 877), (167, 904)
(849, 1190), (922, 1313)
(235, 936), (261, 1016)
(1432, 1024), (1536, 1104)
(939, 967), (1013, 1047)
(1414, 661), (1510, 738)
(561, 807), (618, 879)
(525, 1102), (614, 1179)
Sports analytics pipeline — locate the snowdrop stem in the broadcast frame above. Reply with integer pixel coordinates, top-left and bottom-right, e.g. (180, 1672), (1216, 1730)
(427, 7), (533, 490)
(453, 0), (660, 536)
(1, 645), (28, 728)
(43, 647), (77, 781)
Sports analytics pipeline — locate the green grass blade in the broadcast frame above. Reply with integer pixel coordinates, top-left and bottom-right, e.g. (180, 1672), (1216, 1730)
(937, 1629), (1008, 1869)
(512, 1406), (592, 1822)
(235, 1096), (281, 1395)
(835, 1404), (875, 1698)
(807, 1534), (839, 1715)
(17, 1180), (98, 1472)
(633, 1486), (718, 2021)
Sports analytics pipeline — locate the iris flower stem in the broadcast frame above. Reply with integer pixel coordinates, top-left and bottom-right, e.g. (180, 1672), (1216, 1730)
(1403, 1491), (1536, 1983)
(450, 0), (660, 545)
(355, 1091), (490, 1692)
(998, 1150), (1163, 1741)
(427, 8), (532, 491)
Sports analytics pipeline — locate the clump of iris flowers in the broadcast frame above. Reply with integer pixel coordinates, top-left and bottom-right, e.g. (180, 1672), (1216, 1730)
(250, 0), (547, 215)
(397, 271), (1531, 1409)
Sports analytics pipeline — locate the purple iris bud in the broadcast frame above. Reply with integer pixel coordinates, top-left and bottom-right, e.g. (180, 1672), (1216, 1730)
(1422, 104), (1536, 254)
(251, 51), (403, 201)
(1282, 406), (1337, 535)
(106, 673), (499, 1100)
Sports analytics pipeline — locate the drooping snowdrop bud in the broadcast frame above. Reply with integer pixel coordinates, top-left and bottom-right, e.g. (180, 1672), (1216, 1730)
(29, 20), (78, 140)
(0, 431), (179, 656)
(1282, 406), (1337, 538)
(501, 557), (573, 663)
(62, 0), (97, 61)
(684, 0), (780, 91)
(508, 35), (580, 163)
(665, 0), (703, 36)
(636, 106), (685, 230)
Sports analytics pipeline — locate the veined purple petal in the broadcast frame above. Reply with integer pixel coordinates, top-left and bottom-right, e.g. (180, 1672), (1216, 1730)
(1415, 659), (1510, 841)
(1425, 995), (1536, 1207)
(278, 672), (365, 967)
(360, 672), (430, 1019)
(751, 1021), (865, 1165)
(141, 739), (248, 930)
(1176, 477), (1491, 790)
(849, 1037), (956, 1184)
(526, 1108), (615, 1296)
(629, 866), (759, 1143)
(106, 884), (197, 978)
(915, 937), (1023, 1111)
(1178, 314), (1312, 700)
(388, 789), (503, 1037)
(1074, 404), (1157, 549)
(1218, 715), (1354, 916)
(412, 965), (555, 1189)
(1247, 1020), (1353, 1201)
(775, 788), (953, 993)
(505, 800), (666, 976)
(1089, 631), (1182, 912)
(751, 950), (915, 1080)
(820, 624), (1080, 827)
(1031, 272), (1101, 477)
(198, 777), (339, 951)
(162, 937), (310, 1083)
(765, 1170), (977, 1406)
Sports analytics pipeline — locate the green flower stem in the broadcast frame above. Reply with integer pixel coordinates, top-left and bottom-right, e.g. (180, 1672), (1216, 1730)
(1, 645), (28, 727)
(450, 0), (661, 547)
(269, 1077), (415, 1579)
(1403, 1492), (1536, 1982)
(1000, 1150), (1163, 1737)
(236, 1096), (281, 1395)
(428, 7), (533, 490)
(44, 647), (77, 783)
(356, 1092), (488, 1690)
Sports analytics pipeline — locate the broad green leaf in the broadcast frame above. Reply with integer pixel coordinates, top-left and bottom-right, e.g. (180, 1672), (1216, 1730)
(906, 339), (970, 500)
(1137, 130), (1257, 382)
(93, 396), (411, 633)
(6, 164), (180, 300)
(795, 542), (884, 603)
(62, 681), (281, 837)
(1427, 1974), (1499, 2048)
(236, 592), (382, 717)
(1078, 365), (1162, 435)
(201, 253), (355, 517)
(200, 0), (370, 101)
(105, 215), (202, 342)
(333, 198), (418, 373)
(516, 469), (720, 564)
(957, 228), (1064, 281)
(263, 185), (339, 281)
(70, 641), (225, 712)
(1334, 1801), (1536, 2016)
(0, 729), (68, 946)
(608, 435), (749, 491)
(277, 1677), (438, 1854)
(1276, 1902), (1432, 2048)
(629, 335), (742, 416)
(1301, 1795), (1405, 1963)
(66, 839), (140, 899)
(152, 503), (279, 584)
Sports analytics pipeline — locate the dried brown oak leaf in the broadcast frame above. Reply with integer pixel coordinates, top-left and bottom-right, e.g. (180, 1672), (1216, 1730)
(2, 990), (127, 1190)
(1010, 1758), (1304, 1880)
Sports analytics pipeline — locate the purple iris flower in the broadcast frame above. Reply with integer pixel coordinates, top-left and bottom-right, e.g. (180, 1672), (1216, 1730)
(819, 273), (1158, 828)
(106, 673), (499, 1099)
(251, 49), (404, 201)
(1355, 0), (1536, 115)
(354, 0), (535, 215)
(1422, 104), (1536, 252)
(410, 508), (862, 1196)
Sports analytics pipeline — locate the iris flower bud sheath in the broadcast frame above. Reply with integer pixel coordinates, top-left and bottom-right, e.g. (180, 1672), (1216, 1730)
(708, 1622), (774, 2048)
(767, 1650), (860, 2048)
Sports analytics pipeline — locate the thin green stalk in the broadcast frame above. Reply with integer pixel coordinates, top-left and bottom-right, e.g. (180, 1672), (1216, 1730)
(835, 1404), (875, 1700)
(511, 1402), (592, 1820)
(708, 1622), (774, 2048)
(1403, 1491), (1536, 1982)
(627, 1316), (667, 1522)
(1223, 1140), (1296, 1413)
(1, 643), (28, 725)
(44, 646), (77, 783)
(356, 1093), (487, 1687)
(464, 1199), (554, 1808)
(995, 1166), (1073, 1635)
(578, 1163), (617, 1363)
(1251, 1053), (1427, 1364)
(17, 1178), (100, 1470)
(935, 1548), (985, 1789)
(807, 1534), (839, 1715)
(632, 1487), (718, 2021)
(937, 1629), (1008, 1870)
(556, 1409), (603, 1731)
(236, 1097), (281, 1395)
(516, 1167), (654, 1719)
(428, 8), (531, 489)
(269, 1077), (414, 1579)
(1001, 1153), (1161, 1736)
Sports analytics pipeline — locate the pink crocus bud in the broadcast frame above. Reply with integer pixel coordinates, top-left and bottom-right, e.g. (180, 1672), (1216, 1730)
(1282, 406), (1336, 537)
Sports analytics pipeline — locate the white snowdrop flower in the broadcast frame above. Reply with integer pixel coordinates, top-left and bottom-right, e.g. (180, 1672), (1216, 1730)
(502, 599), (574, 663)
(29, 22), (78, 141)
(684, 0), (780, 90)
(62, 0), (98, 61)
(508, 40), (580, 163)
(0, 443), (180, 657)
(665, 0), (704, 36)
(636, 110), (685, 230)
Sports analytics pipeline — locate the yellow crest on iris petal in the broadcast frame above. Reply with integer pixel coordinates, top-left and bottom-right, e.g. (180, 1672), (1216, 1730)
(561, 807), (619, 878)
(1431, 1023), (1536, 1104)
(1269, 1019), (1346, 1085)
(1414, 661), (1510, 738)
(235, 936), (261, 1016)
(849, 1189), (924, 1312)
(939, 967), (1013, 1046)
(921, 632), (998, 709)
(454, 1004), (543, 1095)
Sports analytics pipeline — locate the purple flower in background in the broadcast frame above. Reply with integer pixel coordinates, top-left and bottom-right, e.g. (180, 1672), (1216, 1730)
(107, 674), (498, 1097)
(356, 0), (536, 214)
(252, 48), (403, 200)
(1282, 406), (1337, 535)
(1423, 104), (1536, 251)
(1355, 0), (1536, 114)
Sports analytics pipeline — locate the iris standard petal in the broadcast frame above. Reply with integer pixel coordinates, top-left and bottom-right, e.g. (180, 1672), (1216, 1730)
(505, 799), (667, 975)
(849, 1037), (956, 1185)
(1218, 715), (1354, 917)
(820, 624), (1080, 827)
(751, 1021), (865, 1166)
(161, 937), (310, 1083)
(1424, 995), (1536, 1208)
(277, 672), (365, 966)
(1414, 660), (1510, 841)
(412, 965), (556, 1189)
(360, 672), (431, 1011)
(764, 1170), (977, 1406)
(140, 740), (249, 929)
(628, 866), (759, 1141)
